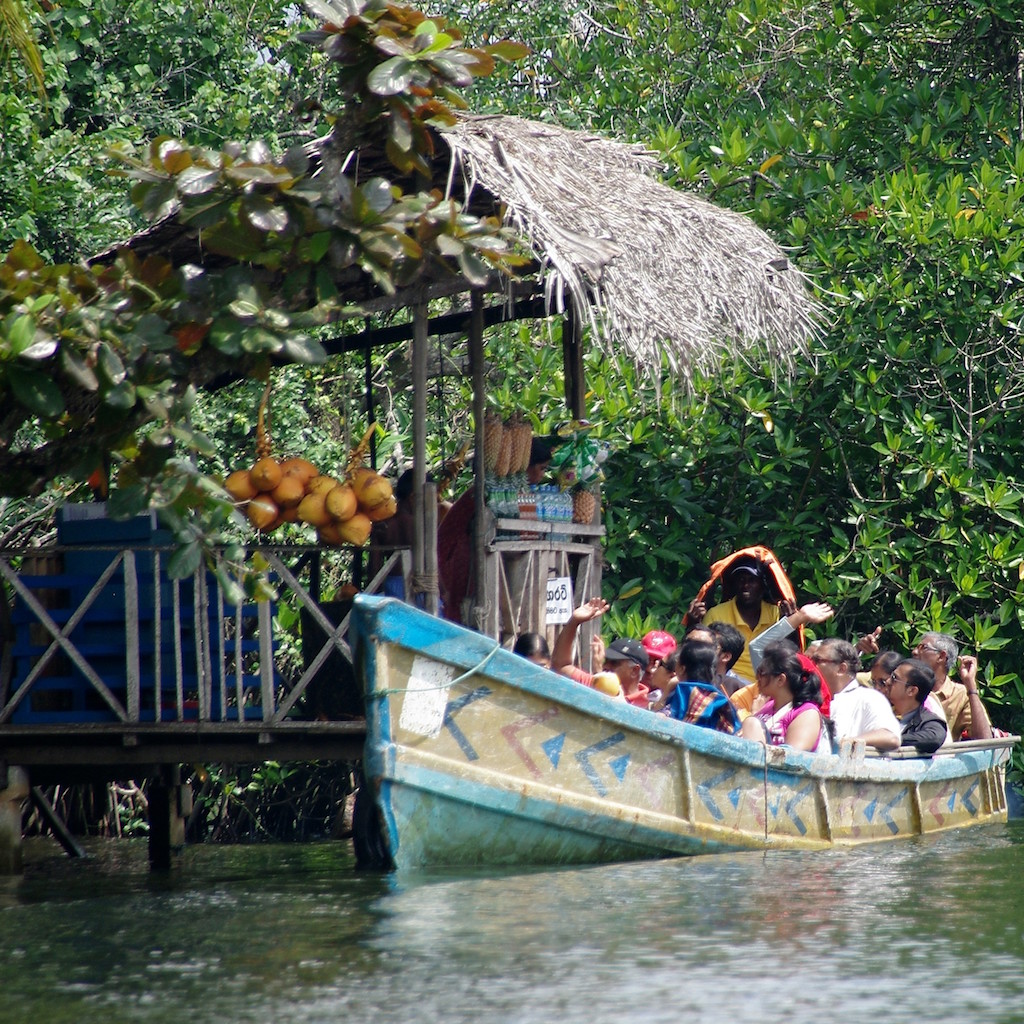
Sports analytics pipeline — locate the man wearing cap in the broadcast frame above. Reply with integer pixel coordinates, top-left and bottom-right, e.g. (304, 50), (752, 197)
(687, 556), (782, 686)
(551, 599), (651, 708)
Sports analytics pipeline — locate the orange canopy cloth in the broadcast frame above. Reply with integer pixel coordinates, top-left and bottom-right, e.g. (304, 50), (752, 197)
(686, 545), (803, 651)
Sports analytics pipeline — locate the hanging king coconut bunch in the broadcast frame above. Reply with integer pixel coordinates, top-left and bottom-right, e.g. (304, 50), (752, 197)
(222, 390), (396, 545)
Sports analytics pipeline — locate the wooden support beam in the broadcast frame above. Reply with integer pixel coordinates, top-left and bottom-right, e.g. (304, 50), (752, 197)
(148, 765), (184, 871)
(412, 303), (429, 604)
(469, 290), (489, 634)
(29, 786), (86, 859)
(0, 764), (28, 874)
(563, 304), (586, 419)
(319, 295), (551, 356)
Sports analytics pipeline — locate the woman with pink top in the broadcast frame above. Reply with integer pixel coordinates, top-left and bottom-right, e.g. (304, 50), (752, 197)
(739, 640), (832, 754)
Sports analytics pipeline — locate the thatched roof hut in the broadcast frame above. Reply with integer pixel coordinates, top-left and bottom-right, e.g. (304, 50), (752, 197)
(108, 112), (820, 381)
(436, 114), (819, 380)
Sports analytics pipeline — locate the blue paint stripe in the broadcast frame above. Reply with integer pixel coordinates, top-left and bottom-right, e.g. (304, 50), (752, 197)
(575, 732), (626, 797)
(443, 685), (492, 761)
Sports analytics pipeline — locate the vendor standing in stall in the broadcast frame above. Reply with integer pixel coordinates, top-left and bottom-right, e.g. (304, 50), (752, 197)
(438, 439), (552, 625)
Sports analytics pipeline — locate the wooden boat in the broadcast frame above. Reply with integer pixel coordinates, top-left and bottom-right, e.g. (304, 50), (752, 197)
(352, 595), (1018, 870)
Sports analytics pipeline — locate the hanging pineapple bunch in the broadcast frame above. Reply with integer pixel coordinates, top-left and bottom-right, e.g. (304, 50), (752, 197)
(549, 419), (610, 524)
(222, 384), (396, 546)
(483, 412), (532, 481)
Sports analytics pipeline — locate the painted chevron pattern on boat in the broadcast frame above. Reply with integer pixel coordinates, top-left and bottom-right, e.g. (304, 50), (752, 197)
(442, 686), (492, 760)
(501, 707), (562, 779)
(576, 732), (626, 796)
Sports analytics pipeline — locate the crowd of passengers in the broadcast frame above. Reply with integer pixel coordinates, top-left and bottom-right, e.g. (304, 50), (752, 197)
(512, 554), (998, 756)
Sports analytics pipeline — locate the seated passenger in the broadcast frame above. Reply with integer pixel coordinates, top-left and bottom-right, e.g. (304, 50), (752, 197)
(886, 658), (946, 754)
(739, 640), (831, 753)
(732, 602), (835, 717)
(811, 639), (901, 750)
(706, 621), (747, 695)
(513, 632), (550, 668)
(641, 629), (677, 704)
(661, 639), (740, 734)
(869, 650), (951, 746)
(648, 645), (681, 711)
(686, 556), (786, 685)
(550, 600), (651, 708)
(912, 633), (993, 741)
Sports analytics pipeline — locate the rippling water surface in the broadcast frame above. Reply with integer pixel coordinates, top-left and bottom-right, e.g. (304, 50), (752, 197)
(2, 823), (1023, 1024)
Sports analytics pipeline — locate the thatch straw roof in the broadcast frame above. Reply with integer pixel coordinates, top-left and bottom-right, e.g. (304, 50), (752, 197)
(98, 112), (821, 382)
(439, 114), (821, 380)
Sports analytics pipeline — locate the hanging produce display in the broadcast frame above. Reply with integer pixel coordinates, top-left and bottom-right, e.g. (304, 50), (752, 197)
(223, 384), (395, 546)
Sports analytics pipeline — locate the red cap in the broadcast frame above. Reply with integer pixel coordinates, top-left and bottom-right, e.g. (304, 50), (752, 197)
(642, 630), (677, 661)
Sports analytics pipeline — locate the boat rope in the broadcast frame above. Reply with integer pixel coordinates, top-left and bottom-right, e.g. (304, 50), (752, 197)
(762, 749), (769, 848)
(371, 640), (503, 695)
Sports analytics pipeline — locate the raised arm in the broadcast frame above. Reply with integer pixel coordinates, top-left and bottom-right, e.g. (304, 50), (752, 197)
(855, 626), (883, 656)
(749, 602), (835, 672)
(958, 655), (993, 741)
(551, 598), (610, 672)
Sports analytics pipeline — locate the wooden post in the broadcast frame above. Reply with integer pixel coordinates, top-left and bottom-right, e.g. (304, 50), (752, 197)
(412, 303), (428, 608)
(0, 763), (28, 874)
(423, 480), (439, 615)
(563, 304), (585, 420)
(469, 290), (488, 633)
(148, 765), (185, 871)
(124, 549), (140, 722)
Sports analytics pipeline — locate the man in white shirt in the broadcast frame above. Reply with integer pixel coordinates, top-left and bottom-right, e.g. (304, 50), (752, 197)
(809, 638), (901, 750)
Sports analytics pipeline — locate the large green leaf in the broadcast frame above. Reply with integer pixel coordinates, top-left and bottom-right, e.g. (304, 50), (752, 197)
(6, 364), (64, 417)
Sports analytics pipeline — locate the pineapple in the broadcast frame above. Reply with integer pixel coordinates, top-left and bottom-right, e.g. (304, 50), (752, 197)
(483, 415), (503, 472)
(508, 415), (532, 475)
(572, 488), (598, 524)
(494, 422), (514, 477)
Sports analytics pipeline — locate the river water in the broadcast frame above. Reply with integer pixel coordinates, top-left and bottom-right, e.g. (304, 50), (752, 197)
(2, 823), (1023, 1024)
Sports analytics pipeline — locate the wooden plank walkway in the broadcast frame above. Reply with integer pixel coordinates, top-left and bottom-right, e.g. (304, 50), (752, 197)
(0, 721), (366, 786)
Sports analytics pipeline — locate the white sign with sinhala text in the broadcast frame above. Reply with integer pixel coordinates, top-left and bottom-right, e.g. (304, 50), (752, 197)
(546, 576), (573, 624)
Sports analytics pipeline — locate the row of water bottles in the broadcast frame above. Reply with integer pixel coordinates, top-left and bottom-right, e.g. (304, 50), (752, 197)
(533, 485), (573, 539)
(487, 483), (573, 541)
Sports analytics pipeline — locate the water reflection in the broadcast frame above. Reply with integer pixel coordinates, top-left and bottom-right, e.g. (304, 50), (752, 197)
(1, 824), (1022, 1024)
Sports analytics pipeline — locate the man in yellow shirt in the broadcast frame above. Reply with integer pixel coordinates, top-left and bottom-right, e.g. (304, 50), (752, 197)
(686, 556), (782, 686)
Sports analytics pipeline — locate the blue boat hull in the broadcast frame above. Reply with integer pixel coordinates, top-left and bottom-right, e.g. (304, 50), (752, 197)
(352, 596), (1015, 871)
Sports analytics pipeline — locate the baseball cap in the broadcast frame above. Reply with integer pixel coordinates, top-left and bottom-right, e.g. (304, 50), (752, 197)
(642, 630), (676, 662)
(604, 638), (650, 670)
(728, 555), (762, 578)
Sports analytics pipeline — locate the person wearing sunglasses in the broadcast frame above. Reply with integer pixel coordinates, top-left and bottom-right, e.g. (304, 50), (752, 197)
(739, 640), (831, 753)
(912, 633), (992, 741)
(867, 650), (951, 745)
(886, 658), (947, 754)
(810, 638), (901, 750)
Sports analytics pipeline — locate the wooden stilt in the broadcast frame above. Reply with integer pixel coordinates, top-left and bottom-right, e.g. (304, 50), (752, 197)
(0, 763), (29, 874)
(412, 303), (429, 610)
(148, 766), (184, 871)
(469, 290), (488, 633)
